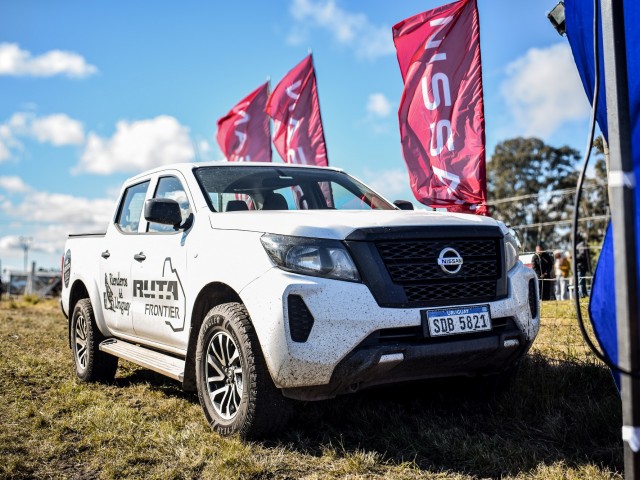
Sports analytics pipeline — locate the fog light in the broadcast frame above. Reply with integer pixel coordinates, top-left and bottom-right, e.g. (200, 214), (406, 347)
(504, 339), (520, 348)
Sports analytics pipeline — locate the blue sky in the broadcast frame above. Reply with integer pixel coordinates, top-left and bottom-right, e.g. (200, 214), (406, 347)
(0, 0), (591, 270)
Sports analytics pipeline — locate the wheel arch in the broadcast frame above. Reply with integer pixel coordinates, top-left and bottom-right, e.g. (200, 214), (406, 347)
(67, 278), (109, 347)
(183, 282), (243, 391)
(68, 280), (89, 348)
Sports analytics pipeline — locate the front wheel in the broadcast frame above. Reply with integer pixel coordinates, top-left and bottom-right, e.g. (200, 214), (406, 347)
(71, 298), (118, 382)
(195, 302), (290, 439)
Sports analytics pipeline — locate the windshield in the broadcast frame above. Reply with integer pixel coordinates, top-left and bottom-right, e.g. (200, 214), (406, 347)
(194, 166), (395, 212)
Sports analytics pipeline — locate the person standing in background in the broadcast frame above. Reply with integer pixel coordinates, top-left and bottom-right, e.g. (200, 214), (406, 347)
(555, 251), (571, 300)
(576, 234), (592, 297)
(533, 244), (555, 300)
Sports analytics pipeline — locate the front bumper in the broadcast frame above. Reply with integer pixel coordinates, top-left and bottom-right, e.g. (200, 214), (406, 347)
(240, 262), (538, 395)
(283, 317), (529, 400)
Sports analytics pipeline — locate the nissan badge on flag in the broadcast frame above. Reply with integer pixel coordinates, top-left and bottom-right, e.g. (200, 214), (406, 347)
(266, 54), (328, 167)
(217, 82), (271, 163)
(393, 0), (487, 214)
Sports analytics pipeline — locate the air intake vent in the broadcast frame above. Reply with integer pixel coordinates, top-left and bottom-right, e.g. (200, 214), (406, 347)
(528, 278), (538, 319)
(287, 295), (315, 343)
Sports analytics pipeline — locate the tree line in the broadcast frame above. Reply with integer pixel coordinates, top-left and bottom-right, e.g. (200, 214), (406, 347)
(487, 136), (609, 253)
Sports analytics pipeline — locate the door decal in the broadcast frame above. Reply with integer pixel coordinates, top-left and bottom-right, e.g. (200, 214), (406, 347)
(133, 257), (186, 332)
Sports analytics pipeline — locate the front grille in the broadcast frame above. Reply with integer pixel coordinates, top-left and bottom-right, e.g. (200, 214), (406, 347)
(376, 238), (501, 306)
(404, 281), (496, 303)
(378, 239), (496, 261)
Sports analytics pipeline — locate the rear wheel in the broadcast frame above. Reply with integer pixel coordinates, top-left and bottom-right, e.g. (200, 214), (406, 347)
(195, 302), (291, 439)
(71, 298), (118, 382)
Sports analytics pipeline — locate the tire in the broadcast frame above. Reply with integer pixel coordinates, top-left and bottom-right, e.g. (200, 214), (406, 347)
(71, 298), (118, 382)
(195, 302), (291, 439)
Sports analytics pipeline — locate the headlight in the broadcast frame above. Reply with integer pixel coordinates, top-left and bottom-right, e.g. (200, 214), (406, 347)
(504, 232), (519, 271)
(260, 234), (361, 282)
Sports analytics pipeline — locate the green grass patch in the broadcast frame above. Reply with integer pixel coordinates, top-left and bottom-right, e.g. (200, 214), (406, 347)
(0, 297), (623, 479)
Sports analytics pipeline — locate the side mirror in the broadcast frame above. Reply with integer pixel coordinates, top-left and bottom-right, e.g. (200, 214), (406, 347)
(393, 200), (414, 211)
(144, 198), (183, 228)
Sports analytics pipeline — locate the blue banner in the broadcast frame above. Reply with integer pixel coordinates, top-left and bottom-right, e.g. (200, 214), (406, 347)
(565, 0), (640, 387)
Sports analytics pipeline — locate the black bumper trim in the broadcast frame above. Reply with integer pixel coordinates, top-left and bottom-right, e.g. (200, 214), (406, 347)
(281, 319), (529, 401)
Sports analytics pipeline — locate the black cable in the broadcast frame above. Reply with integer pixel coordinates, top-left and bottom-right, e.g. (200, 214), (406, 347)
(571, 0), (640, 377)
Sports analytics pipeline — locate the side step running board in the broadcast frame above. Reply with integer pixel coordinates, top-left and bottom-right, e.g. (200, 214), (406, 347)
(100, 338), (185, 382)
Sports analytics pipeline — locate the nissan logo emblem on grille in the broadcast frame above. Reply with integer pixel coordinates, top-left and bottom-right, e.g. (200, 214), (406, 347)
(437, 247), (463, 274)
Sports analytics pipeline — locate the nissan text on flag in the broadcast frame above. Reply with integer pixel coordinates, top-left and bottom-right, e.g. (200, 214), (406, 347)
(60, 162), (539, 438)
(394, 0), (488, 214)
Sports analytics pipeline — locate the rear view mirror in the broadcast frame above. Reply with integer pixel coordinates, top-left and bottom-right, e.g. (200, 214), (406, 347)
(144, 198), (183, 228)
(393, 200), (414, 210)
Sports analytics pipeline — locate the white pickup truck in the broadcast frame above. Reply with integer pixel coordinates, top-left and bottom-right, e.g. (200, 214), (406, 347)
(61, 162), (539, 438)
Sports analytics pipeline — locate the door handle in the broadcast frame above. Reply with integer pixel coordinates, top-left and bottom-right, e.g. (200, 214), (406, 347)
(134, 252), (146, 262)
(101, 250), (110, 259)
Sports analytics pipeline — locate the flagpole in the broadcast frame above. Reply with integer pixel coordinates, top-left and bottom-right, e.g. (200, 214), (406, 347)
(601, 1), (640, 478)
(309, 52), (329, 166)
(266, 76), (273, 163)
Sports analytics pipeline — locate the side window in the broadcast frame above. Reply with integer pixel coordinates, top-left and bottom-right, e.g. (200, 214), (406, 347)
(330, 182), (371, 210)
(148, 176), (192, 233)
(116, 181), (150, 233)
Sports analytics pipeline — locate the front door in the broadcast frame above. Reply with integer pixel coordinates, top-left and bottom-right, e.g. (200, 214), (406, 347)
(131, 174), (192, 350)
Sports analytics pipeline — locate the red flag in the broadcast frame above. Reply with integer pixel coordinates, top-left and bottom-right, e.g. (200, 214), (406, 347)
(266, 54), (328, 167)
(393, 0), (487, 215)
(217, 82), (271, 163)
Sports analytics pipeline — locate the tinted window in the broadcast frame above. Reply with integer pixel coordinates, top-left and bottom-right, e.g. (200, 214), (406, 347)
(116, 181), (150, 232)
(194, 166), (393, 212)
(148, 176), (191, 232)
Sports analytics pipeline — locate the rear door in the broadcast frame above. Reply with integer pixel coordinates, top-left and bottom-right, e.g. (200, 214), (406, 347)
(99, 180), (150, 336)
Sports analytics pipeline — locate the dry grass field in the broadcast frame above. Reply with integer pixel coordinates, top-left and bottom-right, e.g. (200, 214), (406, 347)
(0, 296), (623, 479)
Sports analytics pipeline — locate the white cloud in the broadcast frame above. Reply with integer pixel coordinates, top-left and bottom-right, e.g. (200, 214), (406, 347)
(76, 115), (195, 175)
(0, 116), (21, 162)
(367, 93), (393, 118)
(361, 168), (413, 201)
(0, 112), (85, 161)
(0, 235), (24, 251)
(7, 112), (30, 132)
(0, 176), (31, 193)
(0, 141), (10, 161)
(0, 231), (62, 256)
(198, 139), (211, 156)
(0, 189), (116, 256)
(0, 43), (97, 78)
(288, 0), (395, 60)
(501, 43), (590, 137)
(31, 114), (84, 145)
(3, 191), (114, 226)
(0, 235), (55, 256)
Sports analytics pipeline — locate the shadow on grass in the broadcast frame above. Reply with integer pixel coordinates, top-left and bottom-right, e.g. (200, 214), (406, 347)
(110, 353), (622, 478)
(113, 367), (193, 401)
(277, 353), (622, 478)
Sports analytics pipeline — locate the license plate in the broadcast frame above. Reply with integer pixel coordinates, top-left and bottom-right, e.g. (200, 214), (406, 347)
(426, 305), (492, 337)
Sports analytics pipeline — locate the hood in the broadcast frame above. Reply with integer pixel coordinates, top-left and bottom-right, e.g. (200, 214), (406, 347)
(208, 209), (504, 240)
